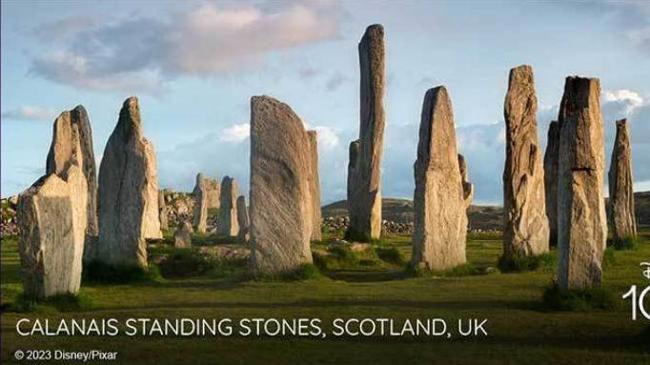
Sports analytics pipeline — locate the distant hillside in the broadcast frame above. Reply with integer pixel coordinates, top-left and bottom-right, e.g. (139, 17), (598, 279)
(322, 198), (502, 231)
(323, 191), (650, 231)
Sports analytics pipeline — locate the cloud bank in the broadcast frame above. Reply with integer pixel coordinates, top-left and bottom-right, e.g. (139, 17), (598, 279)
(29, 2), (341, 92)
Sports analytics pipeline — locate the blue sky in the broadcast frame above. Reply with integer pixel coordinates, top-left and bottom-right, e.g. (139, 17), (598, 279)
(2, 0), (650, 205)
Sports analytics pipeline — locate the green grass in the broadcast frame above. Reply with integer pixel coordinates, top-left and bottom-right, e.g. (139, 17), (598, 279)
(1, 233), (649, 364)
(375, 246), (405, 265)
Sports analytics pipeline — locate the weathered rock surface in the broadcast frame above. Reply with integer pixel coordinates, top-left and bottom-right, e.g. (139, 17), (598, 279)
(249, 96), (313, 273)
(543, 121), (560, 246)
(174, 221), (193, 248)
(46, 106), (98, 240)
(502, 65), (549, 261)
(411, 86), (470, 271)
(18, 128), (87, 298)
(236, 195), (249, 243)
(608, 119), (637, 241)
(217, 176), (239, 237)
(347, 24), (385, 241)
(193, 173), (220, 210)
(158, 190), (169, 231)
(557, 76), (607, 290)
(307, 131), (323, 241)
(192, 174), (208, 234)
(96, 97), (161, 267)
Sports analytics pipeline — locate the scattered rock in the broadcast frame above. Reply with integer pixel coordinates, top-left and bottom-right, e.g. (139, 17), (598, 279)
(198, 245), (250, 261)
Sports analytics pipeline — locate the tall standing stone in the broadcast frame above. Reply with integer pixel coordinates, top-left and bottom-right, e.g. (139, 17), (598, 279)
(250, 96), (313, 273)
(307, 131), (323, 241)
(346, 24), (385, 241)
(193, 173), (220, 210)
(236, 195), (249, 243)
(158, 190), (169, 231)
(412, 86), (471, 271)
(217, 176), (239, 237)
(608, 119), (637, 242)
(46, 106), (98, 240)
(557, 76), (607, 290)
(502, 65), (549, 263)
(192, 173), (208, 234)
(543, 121), (560, 246)
(18, 126), (87, 298)
(96, 97), (161, 268)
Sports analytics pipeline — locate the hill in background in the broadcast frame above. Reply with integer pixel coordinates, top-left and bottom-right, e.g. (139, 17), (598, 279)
(322, 191), (650, 231)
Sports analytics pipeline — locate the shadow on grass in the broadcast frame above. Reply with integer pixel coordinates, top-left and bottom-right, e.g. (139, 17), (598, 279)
(83, 261), (161, 285)
(324, 269), (411, 282)
(497, 252), (555, 273)
(541, 282), (620, 312)
(5, 292), (93, 313)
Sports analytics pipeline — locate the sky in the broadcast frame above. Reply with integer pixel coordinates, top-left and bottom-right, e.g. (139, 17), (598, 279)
(2, 0), (650, 205)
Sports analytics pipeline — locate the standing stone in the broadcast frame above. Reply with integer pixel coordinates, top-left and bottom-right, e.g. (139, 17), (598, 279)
(174, 221), (193, 248)
(502, 65), (549, 263)
(307, 131), (323, 241)
(543, 121), (560, 246)
(18, 127), (87, 298)
(46, 106), (98, 240)
(608, 119), (637, 242)
(411, 86), (471, 271)
(557, 76), (607, 290)
(96, 97), (161, 268)
(458, 154), (474, 204)
(236, 195), (250, 243)
(206, 178), (220, 209)
(192, 173), (208, 234)
(346, 24), (385, 241)
(217, 176), (239, 237)
(158, 190), (169, 231)
(250, 96), (313, 273)
(193, 173), (220, 210)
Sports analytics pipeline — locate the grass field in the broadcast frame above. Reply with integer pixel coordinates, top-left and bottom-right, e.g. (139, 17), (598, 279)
(1, 231), (649, 364)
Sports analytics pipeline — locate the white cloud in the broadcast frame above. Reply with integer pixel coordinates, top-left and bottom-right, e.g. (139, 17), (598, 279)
(1, 106), (57, 121)
(219, 123), (250, 143)
(603, 89), (645, 114)
(30, 2), (341, 92)
(312, 126), (340, 150)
